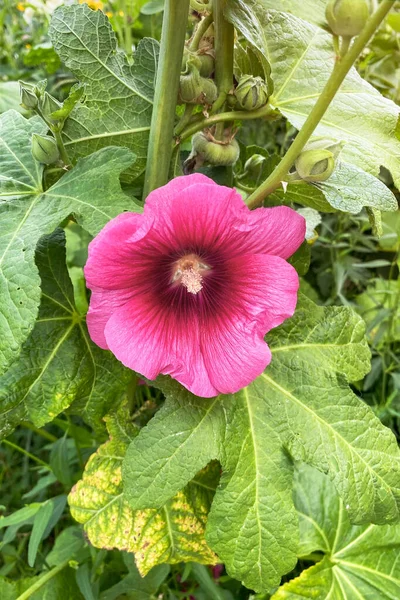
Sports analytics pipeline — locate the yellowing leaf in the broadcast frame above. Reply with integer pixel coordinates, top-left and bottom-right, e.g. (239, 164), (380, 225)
(69, 404), (218, 575)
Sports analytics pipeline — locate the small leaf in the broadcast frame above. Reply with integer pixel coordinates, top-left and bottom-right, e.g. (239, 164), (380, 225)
(50, 436), (73, 487)
(100, 560), (169, 600)
(315, 162), (397, 213)
(28, 501), (54, 567)
(0, 504), (41, 529)
(46, 526), (86, 566)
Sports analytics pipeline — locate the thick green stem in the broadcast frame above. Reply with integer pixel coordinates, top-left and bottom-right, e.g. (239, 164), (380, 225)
(16, 560), (70, 600)
(247, 0), (395, 209)
(142, 0), (190, 199)
(214, 0), (234, 98)
(212, 0), (234, 130)
(122, 0), (133, 57)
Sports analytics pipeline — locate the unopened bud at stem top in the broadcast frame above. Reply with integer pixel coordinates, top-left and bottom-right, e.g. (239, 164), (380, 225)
(326, 0), (370, 38)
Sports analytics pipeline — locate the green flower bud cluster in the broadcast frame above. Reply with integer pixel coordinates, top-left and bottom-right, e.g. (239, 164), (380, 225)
(31, 133), (60, 165)
(187, 130), (240, 169)
(234, 75), (269, 111)
(326, 0), (369, 38)
(179, 57), (217, 105)
(294, 138), (343, 183)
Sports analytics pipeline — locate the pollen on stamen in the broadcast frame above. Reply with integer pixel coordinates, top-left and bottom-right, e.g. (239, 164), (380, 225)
(181, 268), (203, 294)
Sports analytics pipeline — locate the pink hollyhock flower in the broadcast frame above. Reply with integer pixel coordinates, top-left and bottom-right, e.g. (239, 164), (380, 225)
(84, 174), (305, 397)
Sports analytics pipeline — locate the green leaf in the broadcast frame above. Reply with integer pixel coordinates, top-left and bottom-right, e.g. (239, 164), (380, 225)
(122, 296), (400, 592)
(356, 278), (400, 344)
(0, 82), (27, 114)
(273, 162), (397, 214)
(46, 526), (86, 566)
(100, 559), (169, 600)
(272, 464), (400, 599)
(122, 381), (225, 509)
(69, 402), (217, 576)
(0, 230), (132, 437)
(28, 501), (54, 567)
(0, 504), (41, 529)
(0, 571), (83, 600)
(315, 162), (397, 213)
(0, 109), (138, 377)
(379, 210), (400, 252)
(49, 4), (158, 181)
(206, 389), (299, 593)
(225, 5), (400, 190)
(246, 0), (328, 27)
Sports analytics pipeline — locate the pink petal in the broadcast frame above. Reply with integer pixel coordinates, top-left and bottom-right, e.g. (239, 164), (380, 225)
(234, 206), (306, 259)
(86, 286), (135, 349)
(104, 295), (219, 397)
(84, 212), (147, 290)
(227, 253), (300, 331)
(201, 318), (272, 395)
(201, 254), (299, 394)
(146, 177), (305, 260)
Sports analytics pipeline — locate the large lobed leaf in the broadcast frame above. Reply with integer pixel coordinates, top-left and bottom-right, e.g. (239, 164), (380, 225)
(272, 464), (400, 599)
(0, 230), (131, 437)
(122, 296), (400, 592)
(49, 4), (159, 181)
(69, 402), (218, 576)
(226, 3), (400, 190)
(0, 110), (138, 377)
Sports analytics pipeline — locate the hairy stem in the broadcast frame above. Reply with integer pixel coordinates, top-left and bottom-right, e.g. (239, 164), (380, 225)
(142, 0), (190, 199)
(53, 128), (70, 167)
(247, 0), (395, 209)
(16, 559), (70, 600)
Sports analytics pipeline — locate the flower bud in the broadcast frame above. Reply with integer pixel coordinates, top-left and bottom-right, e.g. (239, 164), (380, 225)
(39, 91), (62, 123)
(303, 137), (343, 159)
(326, 0), (369, 38)
(191, 131), (240, 167)
(179, 62), (217, 105)
(295, 149), (335, 182)
(182, 47), (214, 78)
(244, 154), (266, 175)
(234, 75), (269, 111)
(31, 133), (60, 164)
(19, 80), (46, 110)
(20, 85), (38, 110)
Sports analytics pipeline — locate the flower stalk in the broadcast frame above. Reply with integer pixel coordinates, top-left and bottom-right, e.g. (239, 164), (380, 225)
(246, 0), (395, 209)
(177, 103), (276, 142)
(142, 0), (190, 199)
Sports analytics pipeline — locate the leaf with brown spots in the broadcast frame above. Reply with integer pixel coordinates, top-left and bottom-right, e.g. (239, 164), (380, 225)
(68, 402), (218, 575)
